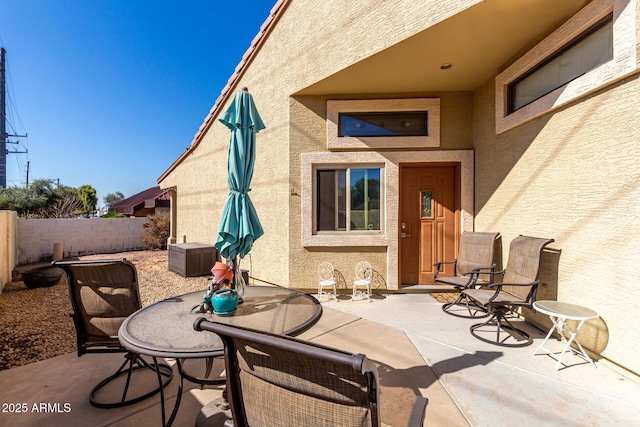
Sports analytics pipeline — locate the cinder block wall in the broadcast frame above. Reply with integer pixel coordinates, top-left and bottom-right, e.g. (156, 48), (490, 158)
(16, 218), (147, 264)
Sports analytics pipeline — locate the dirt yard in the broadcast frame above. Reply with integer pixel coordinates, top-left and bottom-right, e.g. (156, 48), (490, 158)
(0, 250), (209, 370)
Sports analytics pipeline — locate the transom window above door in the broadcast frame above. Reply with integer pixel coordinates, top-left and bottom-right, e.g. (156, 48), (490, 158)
(338, 111), (428, 137)
(327, 98), (440, 150)
(316, 167), (382, 232)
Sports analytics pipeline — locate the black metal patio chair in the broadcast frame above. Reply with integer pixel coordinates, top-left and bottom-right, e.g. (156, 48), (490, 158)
(194, 319), (428, 427)
(461, 235), (554, 347)
(54, 258), (173, 408)
(435, 232), (501, 318)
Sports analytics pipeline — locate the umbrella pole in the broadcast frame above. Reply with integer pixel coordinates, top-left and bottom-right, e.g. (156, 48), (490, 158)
(231, 257), (245, 302)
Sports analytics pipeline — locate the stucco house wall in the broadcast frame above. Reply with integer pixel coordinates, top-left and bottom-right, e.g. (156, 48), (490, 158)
(160, 0), (481, 287)
(473, 73), (640, 375)
(289, 93), (475, 290)
(159, 0), (640, 375)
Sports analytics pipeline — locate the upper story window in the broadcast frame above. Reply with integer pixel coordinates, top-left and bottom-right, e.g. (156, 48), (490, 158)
(508, 14), (613, 114)
(327, 98), (440, 149)
(495, 0), (640, 134)
(338, 111), (428, 137)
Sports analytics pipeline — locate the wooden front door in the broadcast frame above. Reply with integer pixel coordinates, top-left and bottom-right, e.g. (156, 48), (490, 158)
(400, 165), (458, 285)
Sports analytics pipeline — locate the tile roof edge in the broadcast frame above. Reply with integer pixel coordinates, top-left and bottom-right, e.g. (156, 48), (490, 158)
(157, 0), (290, 185)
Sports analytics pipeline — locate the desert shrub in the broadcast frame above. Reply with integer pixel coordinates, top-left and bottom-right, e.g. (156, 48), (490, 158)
(102, 210), (126, 218)
(141, 212), (170, 249)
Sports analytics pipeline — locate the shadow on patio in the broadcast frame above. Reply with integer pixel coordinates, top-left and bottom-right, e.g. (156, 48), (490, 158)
(1, 293), (638, 426)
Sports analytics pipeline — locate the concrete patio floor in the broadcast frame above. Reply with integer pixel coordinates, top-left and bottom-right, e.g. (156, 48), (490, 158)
(0, 293), (638, 426)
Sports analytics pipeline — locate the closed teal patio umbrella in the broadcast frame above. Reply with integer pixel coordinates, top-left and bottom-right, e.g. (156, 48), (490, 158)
(215, 88), (265, 291)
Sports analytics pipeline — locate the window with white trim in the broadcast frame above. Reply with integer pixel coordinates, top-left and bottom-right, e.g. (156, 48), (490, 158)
(315, 167), (382, 232)
(338, 111), (429, 137)
(495, 0), (640, 134)
(508, 14), (613, 114)
(327, 98), (440, 149)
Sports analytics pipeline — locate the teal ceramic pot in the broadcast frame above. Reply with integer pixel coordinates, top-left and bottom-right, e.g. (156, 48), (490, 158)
(211, 289), (239, 316)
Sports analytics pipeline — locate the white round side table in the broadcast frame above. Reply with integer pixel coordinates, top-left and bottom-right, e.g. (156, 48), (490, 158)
(533, 300), (598, 371)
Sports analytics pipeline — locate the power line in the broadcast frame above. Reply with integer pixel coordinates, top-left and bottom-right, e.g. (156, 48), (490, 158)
(1, 47), (28, 188)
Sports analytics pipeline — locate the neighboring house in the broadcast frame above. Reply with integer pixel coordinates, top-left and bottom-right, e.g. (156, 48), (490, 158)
(95, 206), (109, 217)
(110, 186), (170, 217)
(158, 0), (640, 375)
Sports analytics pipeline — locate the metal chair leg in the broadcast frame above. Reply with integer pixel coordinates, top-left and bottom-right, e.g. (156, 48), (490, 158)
(470, 312), (532, 347)
(90, 352), (173, 409)
(442, 292), (489, 318)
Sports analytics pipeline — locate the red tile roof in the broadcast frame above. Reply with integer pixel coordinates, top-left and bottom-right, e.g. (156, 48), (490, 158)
(111, 186), (170, 215)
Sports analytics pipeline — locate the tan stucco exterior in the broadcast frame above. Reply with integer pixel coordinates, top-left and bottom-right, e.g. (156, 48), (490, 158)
(159, 0), (640, 375)
(474, 71), (640, 376)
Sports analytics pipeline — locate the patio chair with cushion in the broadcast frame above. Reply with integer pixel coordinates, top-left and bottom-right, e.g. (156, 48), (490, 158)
(435, 232), (501, 318)
(193, 319), (428, 427)
(461, 235), (554, 347)
(53, 258), (173, 408)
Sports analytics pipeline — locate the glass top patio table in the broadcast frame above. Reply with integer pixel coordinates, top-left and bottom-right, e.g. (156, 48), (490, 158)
(118, 285), (321, 426)
(118, 285), (323, 359)
(533, 300), (598, 320)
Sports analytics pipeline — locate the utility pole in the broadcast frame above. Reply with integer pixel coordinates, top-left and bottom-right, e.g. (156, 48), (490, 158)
(1, 48), (28, 188)
(1, 48), (7, 188)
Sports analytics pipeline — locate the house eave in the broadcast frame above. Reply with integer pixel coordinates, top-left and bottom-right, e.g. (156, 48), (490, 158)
(157, 0), (290, 185)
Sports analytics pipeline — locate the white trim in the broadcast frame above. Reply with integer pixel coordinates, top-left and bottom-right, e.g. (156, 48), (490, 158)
(327, 98), (441, 149)
(496, 0), (640, 134)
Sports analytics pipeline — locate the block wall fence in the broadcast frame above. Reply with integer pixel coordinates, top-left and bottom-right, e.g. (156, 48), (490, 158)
(17, 217), (147, 264)
(1, 212), (147, 292)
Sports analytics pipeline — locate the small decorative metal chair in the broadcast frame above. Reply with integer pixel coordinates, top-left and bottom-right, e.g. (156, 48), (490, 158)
(318, 261), (337, 301)
(352, 261), (373, 302)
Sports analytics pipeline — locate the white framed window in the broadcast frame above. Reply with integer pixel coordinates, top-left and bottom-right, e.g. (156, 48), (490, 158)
(496, 0), (640, 133)
(508, 14), (613, 113)
(327, 98), (440, 149)
(315, 166), (382, 232)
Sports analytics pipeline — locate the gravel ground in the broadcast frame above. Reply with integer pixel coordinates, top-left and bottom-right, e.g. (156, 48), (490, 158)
(0, 250), (211, 371)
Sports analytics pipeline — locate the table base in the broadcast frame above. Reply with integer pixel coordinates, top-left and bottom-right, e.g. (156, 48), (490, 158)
(533, 315), (597, 370)
(154, 357), (227, 427)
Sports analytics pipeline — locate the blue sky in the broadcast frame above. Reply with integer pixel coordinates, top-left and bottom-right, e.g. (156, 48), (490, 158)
(1, 0), (275, 206)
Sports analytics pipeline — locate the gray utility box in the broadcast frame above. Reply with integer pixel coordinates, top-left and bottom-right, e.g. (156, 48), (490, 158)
(169, 243), (220, 277)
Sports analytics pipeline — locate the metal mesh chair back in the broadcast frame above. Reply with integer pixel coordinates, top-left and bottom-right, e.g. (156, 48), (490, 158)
(58, 259), (141, 351)
(502, 236), (554, 302)
(455, 232), (500, 277)
(195, 320), (379, 427)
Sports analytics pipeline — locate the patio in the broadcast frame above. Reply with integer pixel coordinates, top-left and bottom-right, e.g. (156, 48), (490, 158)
(0, 292), (638, 426)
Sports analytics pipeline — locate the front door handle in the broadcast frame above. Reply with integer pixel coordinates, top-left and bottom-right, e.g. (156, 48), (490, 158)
(401, 233), (411, 238)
